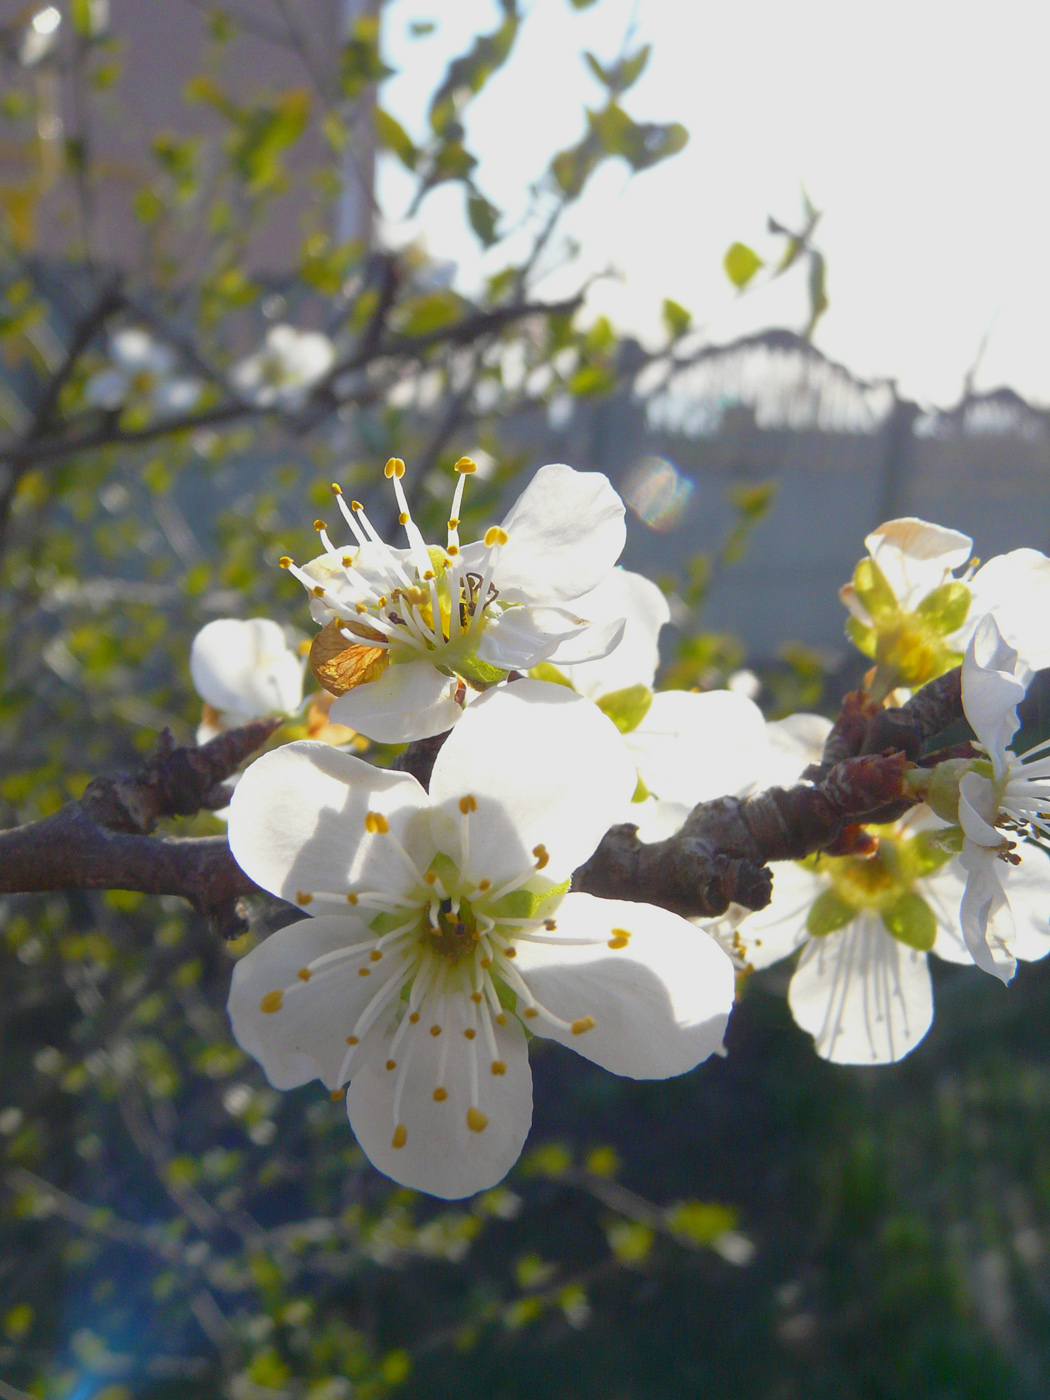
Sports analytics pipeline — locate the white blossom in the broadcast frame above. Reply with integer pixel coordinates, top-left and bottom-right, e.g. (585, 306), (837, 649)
(281, 459), (628, 743)
(190, 618), (304, 743)
(230, 324), (336, 411)
(226, 683), (736, 1199)
(84, 328), (201, 416)
(956, 615), (1050, 983)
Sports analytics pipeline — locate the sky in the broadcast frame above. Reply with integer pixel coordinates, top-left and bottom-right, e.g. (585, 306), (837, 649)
(377, 0), (1050, 410)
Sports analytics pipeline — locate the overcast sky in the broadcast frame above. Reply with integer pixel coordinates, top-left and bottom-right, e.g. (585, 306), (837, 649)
(378, 0), (1050, 409)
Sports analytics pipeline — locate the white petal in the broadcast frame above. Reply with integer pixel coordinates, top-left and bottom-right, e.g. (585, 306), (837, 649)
(865, 517), (972, 609)
(329, 659), (465, 742)
(961, 615), (1026, 762)
(228, 916), (378, 1089)
(788, 914), (934, 1064)
(959, 839), (1016, 982)
(490, 463), (626, 604)
(959, 770), (1004, 846)
(964, 549), (1050, 671)
(190, 617), (303, 717)
(540, 617), (626, 667)
(921, 859), (973, 965)
(553, 568), (670, 698)
(514, 893), (735, 1076)
(346, 998), (532, 1199)
(429, 681), (636, 886)
(999, 840), (1050, 963)
(733, 861), (823, 970)
(475, 604), (592, 671)
(625, 690), (768, 806)
(84, 366), (128, 409)
(631, 798), (691, 843)
(227, 741), (431, 904)
(764, 713), (833, 787)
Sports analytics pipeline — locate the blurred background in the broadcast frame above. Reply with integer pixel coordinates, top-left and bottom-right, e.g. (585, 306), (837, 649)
(1, 2), (1049, 1397)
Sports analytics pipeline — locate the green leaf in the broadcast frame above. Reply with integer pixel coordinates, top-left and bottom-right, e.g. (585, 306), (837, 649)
(467, 191), (499, 246)
(916, 581), (971, 636)
(428, 2), (520, 136)
(881, 891), (936, 952)
(662, 298), (691, 338)
(596, 684), (653, 734)
(804, 250), (829, 339)
(589, 104), (689, 172)
(567, 363), (616, 397)
(340, 15), (393, 100)
(584, 44), (651, 94)
(723, 241), (764, 289)
(806, 888), (856, 937)
(374, 107), (418, 169)
(665, 1199), (737, 1246)
(398, 289), (463, 337)
(569, 0), (601, 7)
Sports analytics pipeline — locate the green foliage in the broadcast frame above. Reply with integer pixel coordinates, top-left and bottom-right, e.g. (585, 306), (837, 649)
(724, 240), (764, 289)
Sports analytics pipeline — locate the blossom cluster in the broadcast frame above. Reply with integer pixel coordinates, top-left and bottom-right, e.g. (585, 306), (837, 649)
(187, 461), (1050, 1199)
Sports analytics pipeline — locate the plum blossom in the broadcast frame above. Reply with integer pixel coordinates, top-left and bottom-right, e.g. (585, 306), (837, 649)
(955, 615), (1050, 983)
(280, 459), (628, 743)
(540, 567), (769, 840)
(84, 328), (201, 417)
(226, 683), (736, 1199)
(230, 324), (336, 411)
(190, 617), (304, 743)
(841, 516), (1050, 691)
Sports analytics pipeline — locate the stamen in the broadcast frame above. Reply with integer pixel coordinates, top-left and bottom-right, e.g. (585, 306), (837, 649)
(466, 1106), (488, 1133)
(260, 990), (283, 1014)
(392, 1124), (407, 1150)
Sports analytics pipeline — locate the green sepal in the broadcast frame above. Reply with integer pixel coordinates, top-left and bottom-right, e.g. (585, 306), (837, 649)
(426, 545), (449, 577)
(916, 581), (971, 636)
(596, 684), (653, 735)
(909, 829), (956, 878)
(852, 557), (898, 621)
(880, 891), (936, 951)
(528, 661), (576, 690)
(806, 888), (856, 937)
(631, 772), (650, 803)
(845, 615), (877, 659)
(456, 653), (508, 687)
(491, 878), (569, 922)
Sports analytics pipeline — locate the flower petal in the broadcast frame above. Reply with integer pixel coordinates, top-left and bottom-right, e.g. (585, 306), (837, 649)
(513, 893), (735, 1077)
(228, 916), (378, 1089)
(998, 840), (1050, 964)
(959, 839), (1017, 982)
(764, 713), (833, 787)
(964, 548), (1050, 671)
(959, 770), (1004, 846)
(346, 999), (532, 1199)
(429, 681), (636, 886)
(734, 861), (823, 970)
(788, 914), (933, 1064)
(540, 617), (626, 667)
(490, 463), (626, 604)
(475, 604), (593, 671)
(961, 615), (1026, 764)
(553, 568), (670, 698)
(190, 617), (303, 718)
(865, 517), (972, 609)
(329, 658), (465, 742)
(625, 690), (768, 805)
(227, 740), (431, 905)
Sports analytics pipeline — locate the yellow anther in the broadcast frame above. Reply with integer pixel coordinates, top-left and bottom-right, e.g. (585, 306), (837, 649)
(467, 1107), (488, 1133)
(447, 518), (459, 530)
(376, 595), (387, 607)
(314, 518), (326, 531)
(392, 1124), (407, 1150)
(341, 555), (354, 567)
(484, 526), (508, 547)
(424, 872), (437, 885)
(491, 1061), (506, 1076)
(480, 956), (492, 969)
(369, 950), (383, 962)
(386, 457), (406, 478)
(429, 1025), (442, 1037)
(478, 879), (491, 892)
(279, 556), (293, 569)
(504, 947), (517, 959)
(459, 794), (478, 815)
(351, 500), (363, 512)
(385, 1059), (396, 1071)
(471, 991), (483, 1004)
(298, 638), (311, 656)
(607, 930), (630, 949)
(297, 968), (312, 982)
(463, 1028), (476, 1041)
(346, 1035), (359, 1046)
(296, 891), (313, 907)
(433, 1087), (448, 1102)
(423, 570), (435, 580)
(454, 457), (477, 474)
(571, 1016), (596, 1036)
(260, 991), (283, 1014)
(523, 1007), (539, 1020)
(544, 919), (557, 932)
(533, 844), (549, 870)
(331, 482), (343, 495)
(358, 967), (371, 978)
(398, 511), (409, 525)
(365, 811), (390, 834)
(312, 586), (326, 598)
(347, 893), (358, 905)
(409, 1012), (420, 1024)
(330, 1088), (344, 1101)
(448, 545), (460, 557)
(355, 603), (367, 614)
